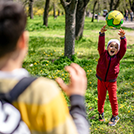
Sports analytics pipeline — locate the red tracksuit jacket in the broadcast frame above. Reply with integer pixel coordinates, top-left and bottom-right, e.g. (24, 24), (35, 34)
(96, 34), (127, 82)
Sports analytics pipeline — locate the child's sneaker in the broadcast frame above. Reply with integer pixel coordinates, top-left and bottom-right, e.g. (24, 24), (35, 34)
(98, 112), (105, 122)
(108, 115), (120, 126)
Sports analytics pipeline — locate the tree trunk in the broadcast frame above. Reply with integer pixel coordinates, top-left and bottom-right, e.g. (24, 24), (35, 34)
(58, 10), (60, 16)
(129, 0), (134, 12)
(103, 0), (107, 9)
(29, 0), (34, 19)
(110, 0), (113, 11)
(65, 10), (76, 58)
(75, 0), (90, 40)
(53, 2), (57, 19)
(60, 0), (78, 59)
(91, 1), (97, 22)
(97, 0), (100, 22)
(113, 0), (120, 10)
(4, 0), (13, 1)
(43, 0), (50, 26)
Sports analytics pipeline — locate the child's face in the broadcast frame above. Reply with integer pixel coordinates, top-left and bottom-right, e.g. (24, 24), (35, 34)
(107, 42), (118, 56)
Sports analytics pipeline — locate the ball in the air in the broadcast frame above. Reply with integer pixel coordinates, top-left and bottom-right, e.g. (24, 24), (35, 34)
(106, 10), (124, 28)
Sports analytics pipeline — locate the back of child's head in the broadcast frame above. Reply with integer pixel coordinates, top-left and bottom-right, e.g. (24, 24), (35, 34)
(0, 1), (27, 57)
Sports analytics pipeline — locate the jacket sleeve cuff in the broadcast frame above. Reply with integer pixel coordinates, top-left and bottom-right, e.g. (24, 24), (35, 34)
(99, 32), (105, 36)
(120, 36), (126, 39)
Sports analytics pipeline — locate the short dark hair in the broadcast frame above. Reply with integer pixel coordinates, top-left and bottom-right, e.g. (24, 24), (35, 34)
(0, 2), (27, 57)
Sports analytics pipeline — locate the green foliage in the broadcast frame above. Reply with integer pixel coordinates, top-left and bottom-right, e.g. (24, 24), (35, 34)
(24, 15), (134, 134)
(26, 16), (65, 31)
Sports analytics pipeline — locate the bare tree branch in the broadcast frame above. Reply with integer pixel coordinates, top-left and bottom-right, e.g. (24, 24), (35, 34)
(129, 0), (132, 6)
(60, 0), (78, 10)
(60, 0), (71, 9)
(70, 0), (78, 10)
(84, 0), (90, 7)
(114, 0), (120, 10)
(91, 0), (97, 22)
(23, 0), (29, 7)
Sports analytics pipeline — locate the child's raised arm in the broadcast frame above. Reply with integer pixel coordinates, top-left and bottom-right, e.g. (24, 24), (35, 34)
(117, 28), (127, 60)
(100, 25), (107, 34)
(118, 28), (125, 37)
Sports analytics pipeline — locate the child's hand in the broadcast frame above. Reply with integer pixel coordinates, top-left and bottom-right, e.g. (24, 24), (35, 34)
(100, 25), (107, 33)
(118, 28), (125, 37)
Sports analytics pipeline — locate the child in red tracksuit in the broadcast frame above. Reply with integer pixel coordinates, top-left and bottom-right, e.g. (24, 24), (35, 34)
(96, 25), (127, 126)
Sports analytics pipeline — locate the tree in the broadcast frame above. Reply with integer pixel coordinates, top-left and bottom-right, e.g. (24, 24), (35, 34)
(60, 0), (78, 59)
(43, 0), (50, 26)
(75, 0), (90, 40)
(29, 0), (34, 19)
(91, 0), (97, 22)
(3, 0), (13, 1)
(129, 0), (134, 11)
(53, 2), (57, 18)
(109, 0), (120, 11)
(103, 0), (108, 9)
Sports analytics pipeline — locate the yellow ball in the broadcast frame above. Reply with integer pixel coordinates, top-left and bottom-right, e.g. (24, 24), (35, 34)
(106, 10), (124, 28)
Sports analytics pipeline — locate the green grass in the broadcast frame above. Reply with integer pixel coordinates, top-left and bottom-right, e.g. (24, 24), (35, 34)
(24, 16), (134, 134)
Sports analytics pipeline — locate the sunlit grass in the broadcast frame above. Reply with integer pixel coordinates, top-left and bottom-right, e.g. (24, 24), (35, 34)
(24, 15), (134, 134)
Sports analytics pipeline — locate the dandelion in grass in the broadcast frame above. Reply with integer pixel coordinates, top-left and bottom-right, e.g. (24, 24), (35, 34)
(34, 63), (37, 65)
(54, 76), (57, 79)
(128, 110), (130, 113)
(46, 64), (48, 66)
(30, 64), (33, 67)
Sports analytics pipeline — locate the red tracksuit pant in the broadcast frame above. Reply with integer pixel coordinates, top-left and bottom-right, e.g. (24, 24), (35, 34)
(97, 79), (118, 116)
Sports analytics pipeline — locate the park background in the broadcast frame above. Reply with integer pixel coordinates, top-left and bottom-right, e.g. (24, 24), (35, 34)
(7, 0), (134, 133)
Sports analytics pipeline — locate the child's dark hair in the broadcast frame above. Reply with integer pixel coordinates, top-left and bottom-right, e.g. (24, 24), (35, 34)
(0, 2), (27, 57)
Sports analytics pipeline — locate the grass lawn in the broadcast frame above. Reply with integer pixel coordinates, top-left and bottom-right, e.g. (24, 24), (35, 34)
(24, 15), (134, 134)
